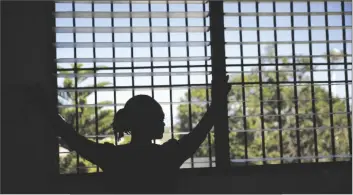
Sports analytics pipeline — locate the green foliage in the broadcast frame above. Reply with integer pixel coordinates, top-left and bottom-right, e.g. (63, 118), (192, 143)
(175, 46), (351, 165)
(58, 47), (350, 172)
(58, 64), (115, 173)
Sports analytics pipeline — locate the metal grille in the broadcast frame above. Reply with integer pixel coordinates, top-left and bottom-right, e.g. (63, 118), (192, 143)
(55, 0), (352, 174)
(55, 0), (214, 174)
(224, 0), (352, 165)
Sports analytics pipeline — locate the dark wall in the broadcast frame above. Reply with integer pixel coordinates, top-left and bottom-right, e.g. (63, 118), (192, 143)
(53, 162), (351, 194)
(1, 1), (58, 193)
(1, 1), (352, 194)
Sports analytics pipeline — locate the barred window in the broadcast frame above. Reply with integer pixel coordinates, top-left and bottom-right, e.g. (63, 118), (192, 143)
(55, 0), (352, 174)
(224, 0), (352, 165)
(55, 0), (213, 174)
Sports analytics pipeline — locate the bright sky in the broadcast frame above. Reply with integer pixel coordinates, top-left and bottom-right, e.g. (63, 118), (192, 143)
(55, 1), (352, 130)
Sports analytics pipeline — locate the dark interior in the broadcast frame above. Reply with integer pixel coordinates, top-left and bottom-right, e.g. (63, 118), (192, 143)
(1, 1), (352, 193)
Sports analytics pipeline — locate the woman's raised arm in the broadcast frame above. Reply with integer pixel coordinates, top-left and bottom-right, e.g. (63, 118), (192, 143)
(27, 84), (115, 166)
(53, 114), (115, 166)
(175, 75), (231, 165)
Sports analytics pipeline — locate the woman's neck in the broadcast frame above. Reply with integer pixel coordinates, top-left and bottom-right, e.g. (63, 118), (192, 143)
(130, 136), (153, 146)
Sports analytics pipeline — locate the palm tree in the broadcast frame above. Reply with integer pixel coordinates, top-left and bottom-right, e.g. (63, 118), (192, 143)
(58, 64), (115, 173)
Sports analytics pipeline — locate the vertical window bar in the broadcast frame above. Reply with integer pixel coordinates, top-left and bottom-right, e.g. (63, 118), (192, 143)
(209, 0), (230, 170)
(237, 1), (249, 165)
(148, 1), (156, 145)
(148, 1), (154, 99)
(341, 1), (352, 156)
(290, 1), (301, 163)
(255, 1), (267, 165)
(184, 0), (194, 168)
(167, 1), (175, 140)
(273, 1), (284, 164)
(307, 1), (319, 162)
(72, 2), (80, 174)
(91, 2), (99, 172)
(203, 1), (212, 168)
(324, 1), (336, 162)
(111, 1), (118, 146)
(52, 2), (60, 174)
(129, 0), (135, 97)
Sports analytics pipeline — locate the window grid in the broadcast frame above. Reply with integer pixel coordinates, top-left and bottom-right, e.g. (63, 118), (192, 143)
(289, 0), (302, 163)
(224, 0), (352, 165)
(272, 1), (285, 164)
(341, 1), (352, 155)
(56, 0), (214, 174)
(324, 0), (336, 162)
(55, 0), (352, 174)
(185, 1), (194, 168)
(203, 1), (213, 168)
(71, 1), (80, 174)
(166, 2), (175, 143)
(111, 2), (118, 146)
(237, 1), (249, 165)
(307, 0), (319, 163)
(255, 1), (268, 165)
(91, 2), (100, 172)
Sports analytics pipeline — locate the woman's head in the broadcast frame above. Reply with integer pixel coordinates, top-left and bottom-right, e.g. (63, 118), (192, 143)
(113, 95), (165, 141)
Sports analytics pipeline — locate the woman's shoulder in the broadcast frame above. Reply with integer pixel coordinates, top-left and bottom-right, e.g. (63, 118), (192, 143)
(101, 142), (130, 152)
(161, 139), (179, 150)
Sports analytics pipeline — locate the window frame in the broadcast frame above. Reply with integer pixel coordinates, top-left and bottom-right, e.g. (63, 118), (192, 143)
(52, 0), (352, 175)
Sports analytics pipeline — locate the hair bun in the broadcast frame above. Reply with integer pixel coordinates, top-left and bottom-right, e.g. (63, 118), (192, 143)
(113, 108), (127, 140)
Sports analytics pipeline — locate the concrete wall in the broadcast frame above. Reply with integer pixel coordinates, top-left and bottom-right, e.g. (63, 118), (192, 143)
(1, 1), (58, 193)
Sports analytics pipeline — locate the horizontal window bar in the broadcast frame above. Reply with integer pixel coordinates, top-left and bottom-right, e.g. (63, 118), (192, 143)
(55, 62), (346, 71)
(56, 56), (350, 63)
(229, 97), (349, 103)
(225, 26), (351, 31)
(57, 84), (211, 92)
(58, 101), (211, 108)
(55, 41), (210, 48)
(55, 26), (210, 33)
(230, 126), (351, 133)
(229, 112), (350, 119)
(55, 68), (350, 78)
(72, 131), (213, 139)
(56, 56), (211, 63)
(230, 155), (352, 163)
(56, 0), (209, 4)
(226, 62), (351, 67)
(57, 65), (211, 71)
(226, 54), (352, 59)
(57, 97), (349, 108)
(56, 81), (351, 92)
(227, 68), (352, 73)
(57, 98), (349, 108)
(228, 80), (351, 85)
(56, 71), (211, 77)
(226, 40), (351, 45)
(224, 11), (351, 17)
(55, 11), (209, 18)
(224, 0), (350, 2)
(56, 40), (349, 48)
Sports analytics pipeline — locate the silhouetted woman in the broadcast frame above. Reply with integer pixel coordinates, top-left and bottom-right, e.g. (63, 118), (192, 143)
(33, 75), (230, 193)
